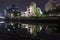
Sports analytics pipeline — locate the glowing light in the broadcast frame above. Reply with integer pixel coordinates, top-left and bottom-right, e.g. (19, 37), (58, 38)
(22, 24), (28, 28)
(11, 22), (14, 26)
(11, 13), (14, 17)
(40, 26), (42, 31)
(25, 26), (28, 28)
(7, 29), (10, 31)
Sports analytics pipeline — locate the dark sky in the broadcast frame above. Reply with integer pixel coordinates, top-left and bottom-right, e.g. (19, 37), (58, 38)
(0, 0), (60, 13)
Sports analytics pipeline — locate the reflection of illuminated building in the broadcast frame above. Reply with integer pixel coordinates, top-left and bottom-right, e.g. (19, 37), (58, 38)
(21, 24), (36, 34)
(5, 22), (21, 32)
(21, 24), (43, 34)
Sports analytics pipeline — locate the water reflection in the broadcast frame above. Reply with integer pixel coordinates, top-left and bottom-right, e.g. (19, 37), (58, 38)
(4, 22), (44, 34)
(0, 21), (59, 34)
(0, 21), (60, 40)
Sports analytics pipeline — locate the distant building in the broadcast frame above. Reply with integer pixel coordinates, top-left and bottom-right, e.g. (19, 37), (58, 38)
(4, 5), (20, 18)
(56, 4), (60, 16)
(4, 5), (21, 32)
(45, 0), (60, 16)
(56, 4), (60, 9)
(45, 0), (56, 12)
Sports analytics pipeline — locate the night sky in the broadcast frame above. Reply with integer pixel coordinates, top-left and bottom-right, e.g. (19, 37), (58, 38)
(0, 0), (60, 13)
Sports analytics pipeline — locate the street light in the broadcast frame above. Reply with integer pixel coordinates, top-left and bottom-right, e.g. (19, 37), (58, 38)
(11, 22), (14, 26)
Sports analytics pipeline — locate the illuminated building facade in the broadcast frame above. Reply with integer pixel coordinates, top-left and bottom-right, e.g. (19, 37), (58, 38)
(29, 2), (37, 16)
(21, 2), (43, 17)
